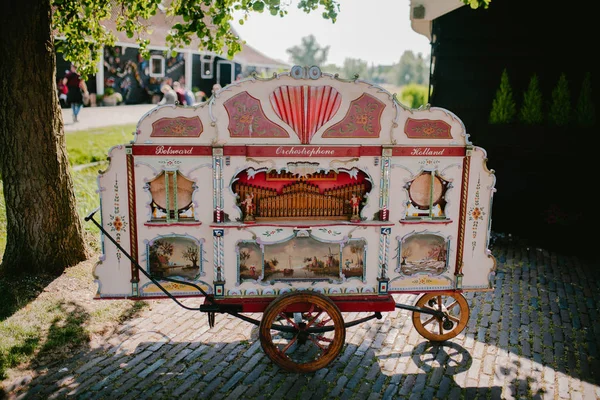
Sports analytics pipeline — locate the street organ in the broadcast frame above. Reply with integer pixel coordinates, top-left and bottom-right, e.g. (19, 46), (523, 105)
(88, 65), (497, 372)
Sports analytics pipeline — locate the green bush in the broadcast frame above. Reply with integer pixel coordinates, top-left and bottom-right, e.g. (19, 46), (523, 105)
(489, 68), (516, 124)
(400, 84), (428, 109)
(519, 74), (543, 125)
(548, 73), (571, 126)
(575, 72), (595, 127)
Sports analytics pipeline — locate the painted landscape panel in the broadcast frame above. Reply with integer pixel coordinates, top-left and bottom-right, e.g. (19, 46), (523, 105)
(148, 237), (201, 280)
(341, 239), (366, 280)
(398, 233), (448, 276)
(238, 242), (263, 281)
(263, 237), (340, 281)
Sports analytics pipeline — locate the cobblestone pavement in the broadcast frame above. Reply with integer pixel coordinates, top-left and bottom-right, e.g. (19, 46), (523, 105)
(3, 237), (600, 400)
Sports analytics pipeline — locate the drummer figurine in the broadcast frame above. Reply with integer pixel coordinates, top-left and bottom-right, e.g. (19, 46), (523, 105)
(348, 193), (361, 222)
(241, 192), (255, 222)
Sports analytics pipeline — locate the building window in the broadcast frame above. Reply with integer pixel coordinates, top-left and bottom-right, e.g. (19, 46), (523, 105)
(149, 55), (165, 78)
(201, 55), (213, 78)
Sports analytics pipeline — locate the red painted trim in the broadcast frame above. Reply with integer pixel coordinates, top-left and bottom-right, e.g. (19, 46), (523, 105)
(223, 146), (247, 156)
(129, 145), (465, 158)
(246, 145), (360, 158)
(132, 145), (213, 156)
(359, 146), (383, 156)
(391, 147), (466, 157)
(209, 294), (396, 313)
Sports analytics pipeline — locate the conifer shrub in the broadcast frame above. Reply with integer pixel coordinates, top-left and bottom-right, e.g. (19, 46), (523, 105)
(519, 73), (543, 125)
(489, 68), (516, 124)
(548, 73), (571, 126)
(575, 72), (596, 127)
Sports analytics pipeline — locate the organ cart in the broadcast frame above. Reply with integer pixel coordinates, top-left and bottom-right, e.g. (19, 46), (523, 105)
(87, 66), (497, 373)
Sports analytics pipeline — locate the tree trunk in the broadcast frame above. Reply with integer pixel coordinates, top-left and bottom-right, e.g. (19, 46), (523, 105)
(0, 0), (88, 276)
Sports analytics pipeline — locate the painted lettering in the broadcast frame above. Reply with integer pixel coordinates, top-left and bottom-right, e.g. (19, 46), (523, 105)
(275, 146), (336, 157)
(155, 145), (194, 155)
(410, 147), (446, 156)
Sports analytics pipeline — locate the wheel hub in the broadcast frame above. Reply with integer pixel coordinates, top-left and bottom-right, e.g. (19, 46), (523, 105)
(296, 322), (309, 344)
(442, 318), (454, 330)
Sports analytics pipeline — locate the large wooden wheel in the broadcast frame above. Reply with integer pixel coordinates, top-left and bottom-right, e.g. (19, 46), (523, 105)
(259, 291), (346, 373)
(412, 291), (469, 342)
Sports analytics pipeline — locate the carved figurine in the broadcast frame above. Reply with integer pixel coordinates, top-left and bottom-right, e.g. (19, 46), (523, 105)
(241, 192), (255, 221)
(348, 193), (361, 222)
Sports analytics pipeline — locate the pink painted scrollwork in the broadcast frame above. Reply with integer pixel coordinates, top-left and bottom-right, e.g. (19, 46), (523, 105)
(322, 93), (385, 138)
(224, 91), (289, 138)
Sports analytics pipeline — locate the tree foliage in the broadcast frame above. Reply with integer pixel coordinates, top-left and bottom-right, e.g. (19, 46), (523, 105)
(53, 0), (341, 79)
(2, 0), (489, 278)
(489, 68), (516, 124)
(462, 0), (491, 9)
(400, 84), (428, 109)
(392, 51), (429, 86)
(0, 0), (341, 278)
(286, 34), (330, 67)
(548, 73), (571, 127)
(519, 74), (543, 125)
(575, 72), (595, 128)
(341, 58), (368, 79)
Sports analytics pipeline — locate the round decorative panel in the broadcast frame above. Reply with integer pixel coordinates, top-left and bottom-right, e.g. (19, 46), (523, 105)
(408, 174), (443, 208)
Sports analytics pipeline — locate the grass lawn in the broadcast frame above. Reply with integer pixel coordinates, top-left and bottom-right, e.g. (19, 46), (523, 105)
(66, 124), (136, 166)
(0, 124), (144, 383)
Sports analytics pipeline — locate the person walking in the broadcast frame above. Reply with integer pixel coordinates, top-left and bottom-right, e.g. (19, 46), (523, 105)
(63, 64), (84, 122)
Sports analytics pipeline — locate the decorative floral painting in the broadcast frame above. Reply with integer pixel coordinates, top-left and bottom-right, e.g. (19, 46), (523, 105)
(223, 91), (289, 138)
(322, 93), (385, 138)
(397, 233), (449, 276)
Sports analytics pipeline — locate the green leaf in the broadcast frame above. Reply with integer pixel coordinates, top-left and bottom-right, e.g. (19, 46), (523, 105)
(252, 1), (265, 12)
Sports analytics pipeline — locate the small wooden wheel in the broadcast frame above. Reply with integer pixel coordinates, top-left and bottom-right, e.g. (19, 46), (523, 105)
(259, 291), (346, 373)
(412, 291), (469, 342)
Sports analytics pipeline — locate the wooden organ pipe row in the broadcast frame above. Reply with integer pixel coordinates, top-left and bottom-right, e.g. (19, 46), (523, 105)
(323, 183), (366, 214)
(266, 171), (337, 181)
(236, 183), (277, 206)
(235, 181), (367, 219)
(258, 192), (345, 218)
(282, 181), (320, 194)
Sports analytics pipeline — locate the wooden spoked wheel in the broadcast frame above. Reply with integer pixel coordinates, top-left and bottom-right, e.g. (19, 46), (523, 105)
(412, 292), (469, 342)
(259, 291), (346, 373)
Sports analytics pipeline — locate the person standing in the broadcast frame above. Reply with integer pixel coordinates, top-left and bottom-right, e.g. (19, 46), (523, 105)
(157, 84), (177, 105)
(63, 64), (83, 122)
(172, 81), (187, 105)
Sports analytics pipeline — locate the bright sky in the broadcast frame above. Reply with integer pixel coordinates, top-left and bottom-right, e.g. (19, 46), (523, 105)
(231, 0), (431, 67)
